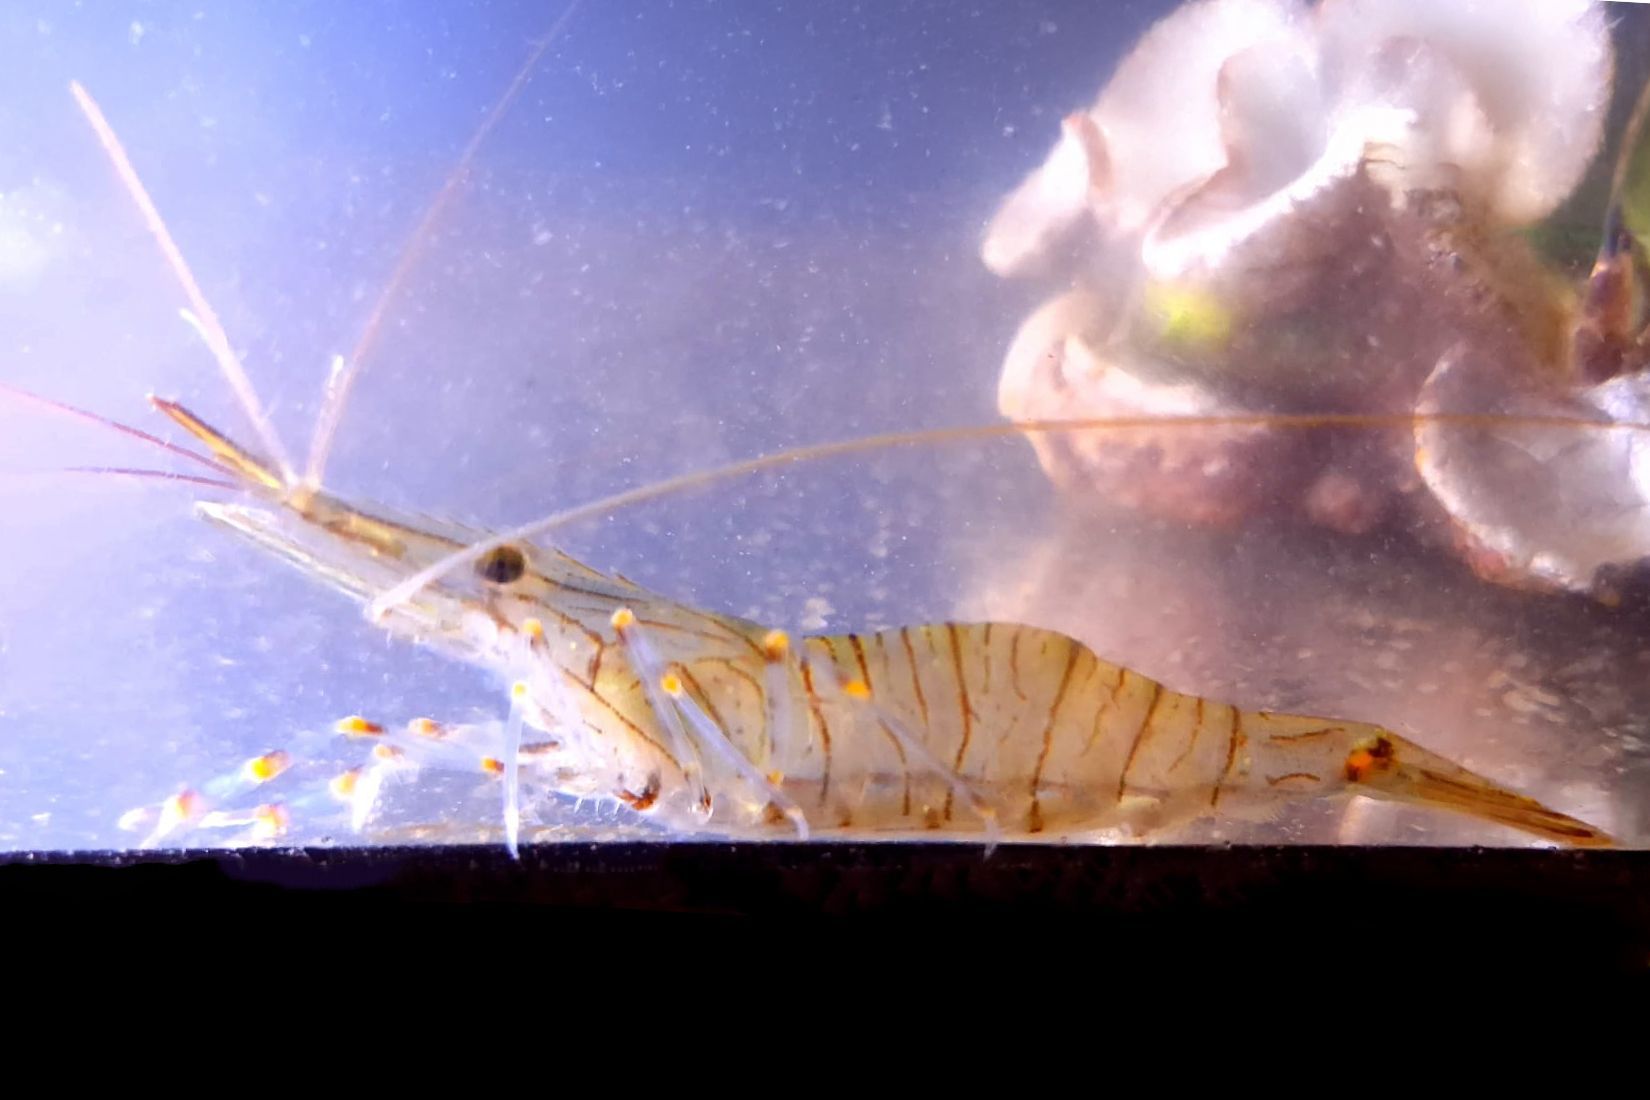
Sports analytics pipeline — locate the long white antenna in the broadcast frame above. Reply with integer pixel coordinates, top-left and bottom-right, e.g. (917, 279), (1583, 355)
(69, 80), (297, 487)
(362, 409), (1650, 623)
(303, 0), (583, 491)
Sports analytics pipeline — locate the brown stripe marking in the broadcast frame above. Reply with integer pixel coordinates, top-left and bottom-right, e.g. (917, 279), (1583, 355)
(870, 630), (892, 681)
(870, 631), (899, 708)
(870, 632), (920, 815)
(1211, 709), (1244, 808)
(799, 657), (832, 804)
(819, 634), (846, 682)
(528, 605), (606, 684)
(575, 599), (763, 662)
(848, 634), (909, 815)
(944, 623), (975, 820)
(698, 656), (769, 762)
(577, 678), (673, 763)
(981, 622), (994, 694)
(715, 618), (770, 660)
(583, 632), (612, 688)
(847, 633), (873, 690)
(1028, 640), (1081, 832)
(674, 667), (730, 740)
(1009, 628), (1029, 702)
(653, 605), (770, 660)
(1081, 666), (1123, 756)
(1265, 726), (1339, 744)
(1265, 772), (1323, 789)
(699, 657), (765, 703)
(1115, 681), (1165, 802)
(636, 614), (747, 650)
(545, 546), (619, 583)
(712, 649), (782, 761)
(898, 627), (930, 730)
(1167, 697), (1205, 775)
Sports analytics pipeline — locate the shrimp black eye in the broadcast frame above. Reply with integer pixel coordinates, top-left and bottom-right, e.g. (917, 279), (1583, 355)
(476, 543), (527, 585)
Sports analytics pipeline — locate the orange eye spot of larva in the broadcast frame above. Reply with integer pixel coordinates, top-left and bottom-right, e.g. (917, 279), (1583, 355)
(408, 717), (445, 738)
(611, 608), (636, 630)
(329, 769), (362, 800)
(843, 679), (871, 700)
(372, 743), (404, 763)
(479, 757), (505, 776)
(522, 618), (545, 640)
(334, 716), (384, 736)
(159, 790), (203, 829)
(251, 804), (290, 840)
(243, 751), (291, 783)
(660, 673), (683, 697)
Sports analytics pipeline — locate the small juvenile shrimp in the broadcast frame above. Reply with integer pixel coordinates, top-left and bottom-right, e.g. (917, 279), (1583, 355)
(41, 56), (1615, 853)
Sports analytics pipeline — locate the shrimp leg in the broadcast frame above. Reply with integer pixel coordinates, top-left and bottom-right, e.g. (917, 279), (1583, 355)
(609, 609), (711, 816)
(613, 610), (808, 836)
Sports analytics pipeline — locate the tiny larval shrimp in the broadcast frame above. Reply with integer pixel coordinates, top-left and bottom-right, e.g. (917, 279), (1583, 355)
(21, 28), (1622, 854)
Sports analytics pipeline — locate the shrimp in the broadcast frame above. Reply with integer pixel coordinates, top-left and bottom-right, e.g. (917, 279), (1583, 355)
(97, 393), (1611, 851)
(24, 42), (1621, 854)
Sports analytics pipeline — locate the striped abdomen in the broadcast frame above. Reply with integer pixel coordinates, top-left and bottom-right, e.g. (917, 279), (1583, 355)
(775, 621), (1259, 836)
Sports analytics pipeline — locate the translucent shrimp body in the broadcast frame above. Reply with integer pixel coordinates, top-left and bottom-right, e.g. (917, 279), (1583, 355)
(147, 414), (1609, 850)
